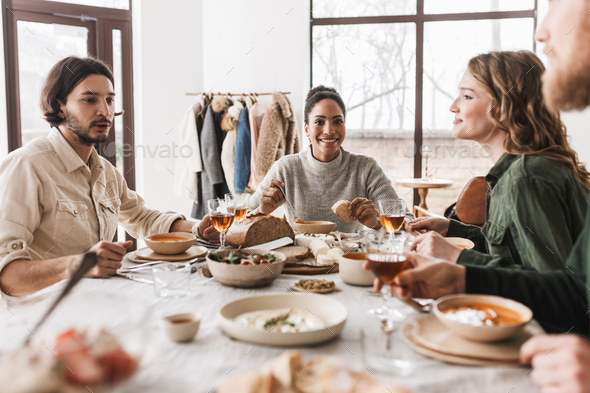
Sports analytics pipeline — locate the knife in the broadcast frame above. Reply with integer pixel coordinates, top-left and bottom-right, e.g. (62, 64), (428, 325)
(251, 237), (293, 251)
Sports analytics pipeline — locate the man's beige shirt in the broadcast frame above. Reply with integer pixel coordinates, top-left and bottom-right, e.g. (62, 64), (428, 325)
(0, 129), (184, 275)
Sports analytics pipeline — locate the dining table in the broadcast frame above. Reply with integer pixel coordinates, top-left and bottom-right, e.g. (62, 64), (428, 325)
(0, 254), (540, 393)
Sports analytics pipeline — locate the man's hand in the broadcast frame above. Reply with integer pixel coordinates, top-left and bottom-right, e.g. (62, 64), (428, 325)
(83, 240), (133, 277)
(521, 334), (590, 393)
(197, 214), (220, 243)
(259, 179), (285, 215)
(363, 252), (465, 299)
(410, 231), (463, 262)
(349, 198), (380, 229)
(405, 217), (450, 236)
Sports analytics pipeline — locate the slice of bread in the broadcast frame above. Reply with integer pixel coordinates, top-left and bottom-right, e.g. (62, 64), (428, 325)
(273, 246), (310, 263)
(331, 200), (352, 223)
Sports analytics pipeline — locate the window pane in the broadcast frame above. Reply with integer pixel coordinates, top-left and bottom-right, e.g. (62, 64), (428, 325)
(425, 0), (534, 14)
(312, 0), (416, 18)
(17, 21), (88, 146)
(312, 23), (416, 208)
(422, 18), (534, 213)
(42, 0), (129, 9)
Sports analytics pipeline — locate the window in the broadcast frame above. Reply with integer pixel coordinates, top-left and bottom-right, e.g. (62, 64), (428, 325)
(311, 0), (537, 213)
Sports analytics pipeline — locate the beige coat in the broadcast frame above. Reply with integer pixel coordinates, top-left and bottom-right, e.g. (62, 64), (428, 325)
(255, 93), (300, 179)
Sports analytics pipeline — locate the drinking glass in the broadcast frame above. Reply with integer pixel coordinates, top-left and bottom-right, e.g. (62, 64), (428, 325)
(225, 193), (250, 225)
(365, 230), (408, 321)
(378, 199), (407, 239)
(361, 318), (416, 376)
(152, 262), (191, 298)
(207, 198), (234, 250)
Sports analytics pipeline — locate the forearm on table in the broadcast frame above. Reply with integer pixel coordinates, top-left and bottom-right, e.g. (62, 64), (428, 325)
(0, 255), (78, 296)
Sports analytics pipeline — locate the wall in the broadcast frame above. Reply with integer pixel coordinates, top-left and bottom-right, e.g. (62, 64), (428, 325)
(0, 11), (8, 158)
(132, 0), (204, 218)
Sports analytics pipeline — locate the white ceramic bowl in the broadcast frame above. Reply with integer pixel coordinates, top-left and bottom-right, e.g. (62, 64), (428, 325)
(218, 294), (348, 346)
(144, 232), (196, 255)
(433, 294), (533, 343)
(206, 249), (286, 288)
(159, 312), (202, 342)
(292, 221), (336, 234)
(338, 252), (375, 286)
(445, 237), (475, 250)
(330, 241), (359, 253)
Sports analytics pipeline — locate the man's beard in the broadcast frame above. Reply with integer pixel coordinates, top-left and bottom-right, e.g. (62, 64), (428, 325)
(542, 24), (590, 112)
(65, 112), (110, 145)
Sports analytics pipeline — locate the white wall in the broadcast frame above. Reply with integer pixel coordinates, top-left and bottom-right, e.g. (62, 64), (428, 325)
(132, 0), (204, 218)
(0, 12), (8, 158)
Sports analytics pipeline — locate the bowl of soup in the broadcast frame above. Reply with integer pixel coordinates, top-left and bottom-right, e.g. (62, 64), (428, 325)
(144, 232), (196, 255)
(292, 220), (336, 235)
(433, 294), (532, 342)
(338, 252), (375, 286)
(445, 237), (475, 249)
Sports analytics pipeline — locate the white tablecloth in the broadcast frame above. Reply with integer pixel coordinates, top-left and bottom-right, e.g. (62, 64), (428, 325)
(0, 257), (540, 393)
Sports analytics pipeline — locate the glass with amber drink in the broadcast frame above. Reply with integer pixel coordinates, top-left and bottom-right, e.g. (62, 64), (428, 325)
(225, 193), (250, 225)
(366, 230), (408, 321)
(207, 199), (234, 250)
(378, 199), (406, 240)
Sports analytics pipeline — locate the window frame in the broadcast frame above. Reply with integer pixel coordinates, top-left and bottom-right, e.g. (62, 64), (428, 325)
(309, 0), (538, 204)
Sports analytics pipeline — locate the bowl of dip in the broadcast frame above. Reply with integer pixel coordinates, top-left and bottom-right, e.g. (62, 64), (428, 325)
(144, 232), (196, 255)
(433, 294), (532, 342)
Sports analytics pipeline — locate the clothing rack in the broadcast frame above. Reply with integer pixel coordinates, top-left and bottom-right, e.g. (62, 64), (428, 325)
(185, 91), (291, 96)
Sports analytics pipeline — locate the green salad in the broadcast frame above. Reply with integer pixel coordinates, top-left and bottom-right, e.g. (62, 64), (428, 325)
(208, 250), (277, 265)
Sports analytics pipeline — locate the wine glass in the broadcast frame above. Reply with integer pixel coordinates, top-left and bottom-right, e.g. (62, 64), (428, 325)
(224, 193), (250, 225)
(207, 199), (234, 250)
(378, 199), (407, 240)
(365, 230), (408, 322)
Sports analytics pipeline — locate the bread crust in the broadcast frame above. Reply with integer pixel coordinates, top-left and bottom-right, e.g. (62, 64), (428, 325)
(331, 200), (352, 224)
(226, 213), (295, 248)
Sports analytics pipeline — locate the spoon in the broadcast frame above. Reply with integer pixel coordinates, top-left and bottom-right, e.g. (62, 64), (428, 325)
(334, 230), (344, 248)
(24, 252), (98, 345)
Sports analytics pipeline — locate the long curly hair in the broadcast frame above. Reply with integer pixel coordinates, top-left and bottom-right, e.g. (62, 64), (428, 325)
(468, 50), (589, 191)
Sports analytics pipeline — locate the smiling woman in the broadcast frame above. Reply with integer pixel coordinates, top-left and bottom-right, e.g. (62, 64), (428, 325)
(249, 86), (414, 232)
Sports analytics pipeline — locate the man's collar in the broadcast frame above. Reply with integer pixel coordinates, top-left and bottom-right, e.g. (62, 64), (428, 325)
(48, 128), (101, 173)
(486, 153), (519, 182)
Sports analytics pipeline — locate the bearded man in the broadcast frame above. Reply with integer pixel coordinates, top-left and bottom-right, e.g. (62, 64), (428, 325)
(0, 56), (198, 297)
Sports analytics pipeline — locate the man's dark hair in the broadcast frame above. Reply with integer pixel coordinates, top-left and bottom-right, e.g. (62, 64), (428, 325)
(40, 56), (114, 127)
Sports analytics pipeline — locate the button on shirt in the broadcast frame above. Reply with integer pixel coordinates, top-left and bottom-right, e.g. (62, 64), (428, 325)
(0, 129), (184, 279)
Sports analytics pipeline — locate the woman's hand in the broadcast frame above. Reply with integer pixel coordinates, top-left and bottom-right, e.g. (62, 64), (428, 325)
(405, 217), (451, 236)
(411, 231), (463, 262)
(259, 179), (285, 215)
(521, 334), (590, 393)
(197, 214), (220, 243)
(349, 198), (380, 229)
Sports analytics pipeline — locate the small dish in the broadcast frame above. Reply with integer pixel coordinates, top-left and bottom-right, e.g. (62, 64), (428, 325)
(159, 312), (202, 342)
(338, 252), (375, 286)
(293, 221), (336, 235)
(144, 232), (196, 255)
(289, 280), (336, 294)
(329, 241), (358, 253)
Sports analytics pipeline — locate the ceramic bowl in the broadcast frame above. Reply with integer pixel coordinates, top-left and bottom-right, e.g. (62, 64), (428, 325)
(159, 312), (202, 342)
(433, 294), (533, 342)
(218, 294), (348, 346)
(144, 232), (196, 255)
(445, 237), (475, 250)
(206, 249), (286, 288)
(292, 221), (336, 234)
(338, 252), (375, 286)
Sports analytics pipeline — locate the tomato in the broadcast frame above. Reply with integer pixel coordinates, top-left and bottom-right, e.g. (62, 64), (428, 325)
(260, 259), (270, 264)
(240, 261), (253, 265)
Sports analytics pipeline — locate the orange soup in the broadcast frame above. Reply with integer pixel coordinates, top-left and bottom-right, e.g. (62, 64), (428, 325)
(455, 244), (471, 249)
(441, 302), (523, 327)
(146, 235), (190, 243)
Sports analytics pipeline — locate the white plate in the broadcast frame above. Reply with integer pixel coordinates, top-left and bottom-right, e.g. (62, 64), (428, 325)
(218, 294), (348, 346)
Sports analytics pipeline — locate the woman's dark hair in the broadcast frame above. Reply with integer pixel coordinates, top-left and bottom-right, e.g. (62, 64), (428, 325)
(303, 85), (346, 124)
(40, 56), (115, 127)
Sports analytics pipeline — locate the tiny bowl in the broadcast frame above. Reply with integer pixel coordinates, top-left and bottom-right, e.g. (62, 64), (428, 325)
(144, 232), (196, 255)
(293, 221), (336, 235)
(445, 237), (475, 250)
(433, 294), (533, 343)
(338, 252), (375, 287)
(159, 312), (202, 342)
(206, 249), (286, 288)
(330, 241), (359, 253)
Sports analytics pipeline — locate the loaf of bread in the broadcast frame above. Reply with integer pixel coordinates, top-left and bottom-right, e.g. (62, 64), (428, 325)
(331, 200), (353, 223)
(225, 213), (295, 248)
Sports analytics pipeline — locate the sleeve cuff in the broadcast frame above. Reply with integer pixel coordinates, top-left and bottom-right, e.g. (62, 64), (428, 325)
(151, 213), (186, 236)
(446, 219), (469, 238)
(456, 248), (493, 267)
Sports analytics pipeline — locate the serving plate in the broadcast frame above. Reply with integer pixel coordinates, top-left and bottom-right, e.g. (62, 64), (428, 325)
(218, 294), (347, 346)
(289, 280), (336, 294)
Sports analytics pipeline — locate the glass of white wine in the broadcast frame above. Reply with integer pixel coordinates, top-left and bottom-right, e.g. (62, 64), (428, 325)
(225, 193), (250, 225)
(207, 199), (234, 250)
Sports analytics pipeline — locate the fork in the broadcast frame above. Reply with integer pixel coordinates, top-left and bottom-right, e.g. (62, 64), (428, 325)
(274, 185), (301, 223)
